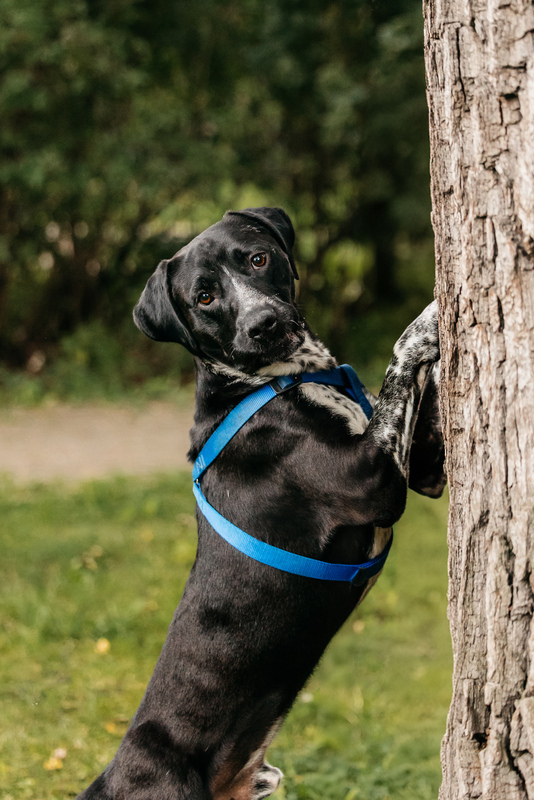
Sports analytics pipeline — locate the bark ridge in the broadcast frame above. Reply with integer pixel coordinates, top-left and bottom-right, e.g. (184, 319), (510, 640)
(423, 1), (534, 797)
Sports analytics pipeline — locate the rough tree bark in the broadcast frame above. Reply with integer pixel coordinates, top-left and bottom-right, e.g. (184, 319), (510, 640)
(423, 1), (534, 798)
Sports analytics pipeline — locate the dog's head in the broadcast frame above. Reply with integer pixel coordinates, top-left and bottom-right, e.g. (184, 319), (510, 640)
(133, 207), (305, 374)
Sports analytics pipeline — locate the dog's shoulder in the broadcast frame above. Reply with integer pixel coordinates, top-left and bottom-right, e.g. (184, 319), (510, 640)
(297, 383), (372, 436)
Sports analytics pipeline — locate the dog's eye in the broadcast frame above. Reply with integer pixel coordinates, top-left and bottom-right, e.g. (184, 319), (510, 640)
(250, 253), (267, 268)
(198, 292), (214, 306)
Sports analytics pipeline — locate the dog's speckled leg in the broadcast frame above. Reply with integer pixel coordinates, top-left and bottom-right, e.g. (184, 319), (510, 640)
(365, 301), (440, 477)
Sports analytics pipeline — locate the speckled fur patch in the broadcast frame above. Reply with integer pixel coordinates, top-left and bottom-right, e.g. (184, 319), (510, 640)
(366, 301), (439, 474)
(210, 331), (336, 384)
(256, 331), (336, 376)
(210, 332), (374, 434)
(211, 301), (439, 466)
(299, 383), (371, 435)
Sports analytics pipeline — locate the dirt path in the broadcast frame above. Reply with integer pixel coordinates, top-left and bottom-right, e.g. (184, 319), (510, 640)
(0, 402), (195, 484)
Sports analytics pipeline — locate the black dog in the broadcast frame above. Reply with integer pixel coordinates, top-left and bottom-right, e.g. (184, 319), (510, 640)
(78, 207), (445, 800)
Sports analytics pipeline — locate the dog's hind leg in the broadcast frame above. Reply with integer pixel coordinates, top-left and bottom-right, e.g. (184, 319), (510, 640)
(77, 721), (212, 800)
(79, 766), (210, 800)
(251, 763), (284, 800)
(76, 773), (112, 800)
(211, 731), (283, 800)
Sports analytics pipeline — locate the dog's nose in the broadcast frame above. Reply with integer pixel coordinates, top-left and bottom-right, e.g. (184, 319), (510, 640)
(246, 309), (279, 341)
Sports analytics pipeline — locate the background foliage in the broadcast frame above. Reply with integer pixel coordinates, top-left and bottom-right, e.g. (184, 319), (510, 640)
(0, 0), (434, 396)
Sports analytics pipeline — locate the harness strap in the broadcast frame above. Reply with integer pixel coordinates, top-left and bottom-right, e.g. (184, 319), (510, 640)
(192, 380), (286, 482)
(193, 480), (391, 584)
(192, 365), (392, 585)
(301, 364), (374, 420)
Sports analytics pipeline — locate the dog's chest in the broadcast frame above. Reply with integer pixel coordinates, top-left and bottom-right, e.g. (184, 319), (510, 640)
(298, 383), (370, 435)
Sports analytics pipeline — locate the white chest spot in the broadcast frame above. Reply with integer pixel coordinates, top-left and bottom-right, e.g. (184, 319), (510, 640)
(256, 332), (336, 377)
(299, 383), (370, 435)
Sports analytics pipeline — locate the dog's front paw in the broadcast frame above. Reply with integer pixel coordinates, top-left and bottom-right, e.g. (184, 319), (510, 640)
(393, 300), (440, 366)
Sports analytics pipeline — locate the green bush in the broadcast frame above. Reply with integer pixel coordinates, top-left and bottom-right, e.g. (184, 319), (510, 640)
(0, 320), (194, 406)
(0, 0), (433, 376)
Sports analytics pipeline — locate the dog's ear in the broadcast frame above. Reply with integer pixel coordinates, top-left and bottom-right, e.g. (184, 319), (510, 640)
(133, 259), (200, 355)
(226, 207), (299, 280)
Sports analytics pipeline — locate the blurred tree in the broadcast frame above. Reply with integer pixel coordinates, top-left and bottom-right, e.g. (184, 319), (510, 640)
(0, 0), (432, 378)
(0, 0), (243, 366)
(233, 0), (432, 351)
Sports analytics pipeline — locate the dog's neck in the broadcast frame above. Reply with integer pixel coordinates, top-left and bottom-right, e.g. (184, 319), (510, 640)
(203, 329), (337, 390)
(188, 330), (370, 461)
(189, 330), (336, 450)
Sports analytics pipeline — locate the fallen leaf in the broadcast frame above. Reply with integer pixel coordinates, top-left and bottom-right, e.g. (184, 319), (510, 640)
(94, 638), (110, 655)
(43, 757), (63, 771)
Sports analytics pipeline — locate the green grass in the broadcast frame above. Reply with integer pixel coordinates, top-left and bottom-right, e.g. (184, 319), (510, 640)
(0, 475), (450, 800)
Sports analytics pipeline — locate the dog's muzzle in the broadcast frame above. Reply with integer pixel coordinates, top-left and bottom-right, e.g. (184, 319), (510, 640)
(232, 303), (302, 365)
(242, 308), (281, 343)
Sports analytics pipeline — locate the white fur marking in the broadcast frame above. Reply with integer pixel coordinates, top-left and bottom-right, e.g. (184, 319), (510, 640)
(256, 332), (335, 377)
(209, 361), (268, 385)
(222, 267), (275, 316)
(357, 526), (393, 604)
(252, 763), (283, 800)
(216, 718), (283, 800)
(210, 331), (336, 383)
(370, 526), (392, 559)
(299, 384), (369, 435)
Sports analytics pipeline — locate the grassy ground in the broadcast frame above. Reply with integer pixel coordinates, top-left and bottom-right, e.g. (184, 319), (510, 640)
(0, 474), (450, 800)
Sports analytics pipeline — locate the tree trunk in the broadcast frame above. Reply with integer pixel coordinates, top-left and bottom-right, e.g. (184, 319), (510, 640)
(423, 1), (534, 798)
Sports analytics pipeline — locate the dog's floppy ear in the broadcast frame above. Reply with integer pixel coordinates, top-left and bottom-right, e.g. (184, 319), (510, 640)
(226, 207), (299, 280)
(133, 259), (201, 355)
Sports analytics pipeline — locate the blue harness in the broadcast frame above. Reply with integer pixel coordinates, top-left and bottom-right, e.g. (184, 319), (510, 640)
(192, 365), (392, 586)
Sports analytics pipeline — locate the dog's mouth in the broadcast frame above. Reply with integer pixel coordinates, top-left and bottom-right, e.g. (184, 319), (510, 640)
(202, 321), (306, 379)
(226, 326), (306, 374)
(207, 323), (336, 382)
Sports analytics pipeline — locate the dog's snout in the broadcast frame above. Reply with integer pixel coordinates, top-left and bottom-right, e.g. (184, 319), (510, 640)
(246, 309), (279, 341)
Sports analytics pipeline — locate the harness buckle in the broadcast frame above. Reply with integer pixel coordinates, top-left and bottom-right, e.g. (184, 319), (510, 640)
(350, 568), (368, 587)
(269, 375), (302, 395)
